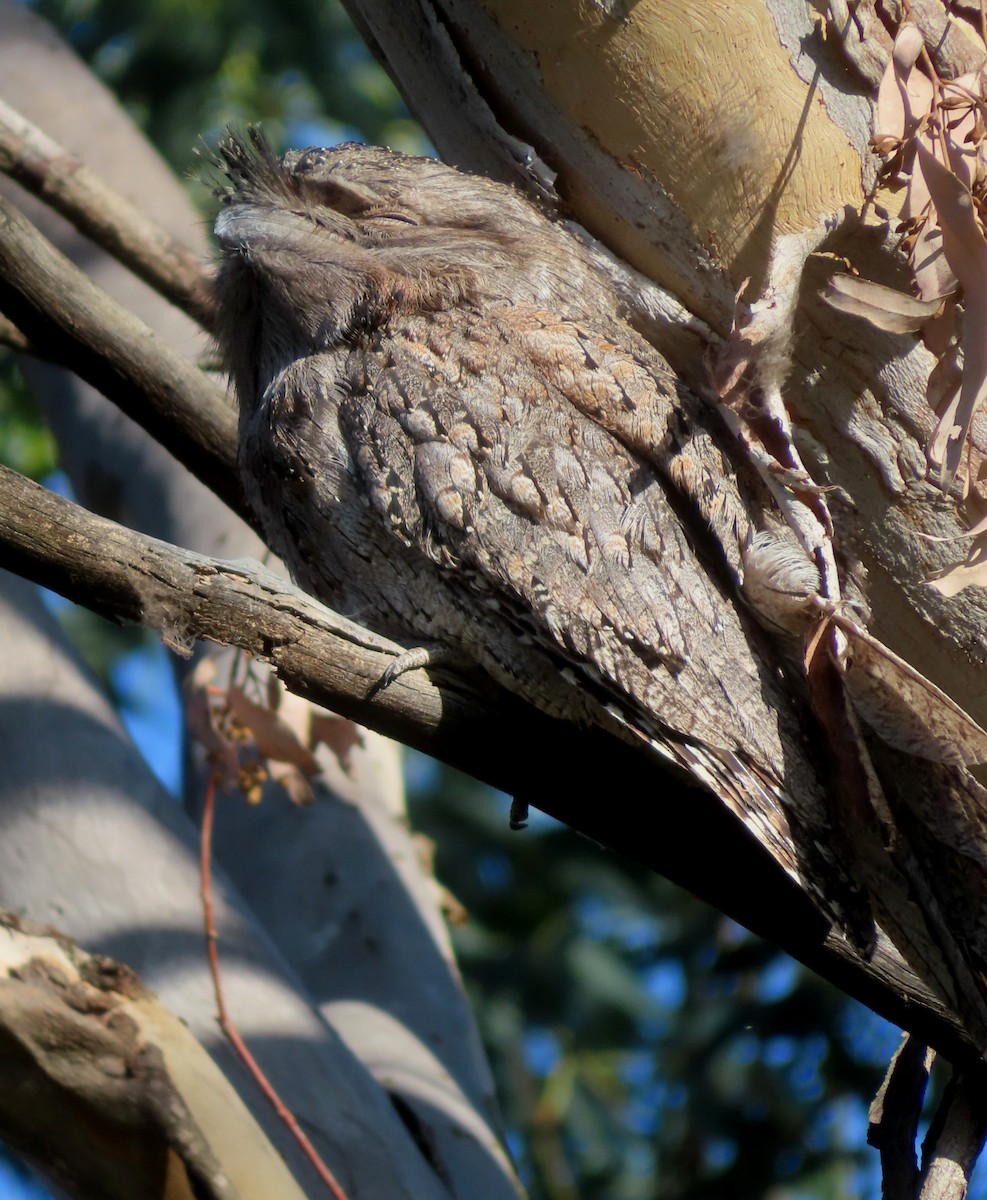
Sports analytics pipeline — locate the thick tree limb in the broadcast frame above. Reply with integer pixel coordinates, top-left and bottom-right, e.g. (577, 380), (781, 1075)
(0, 914), (307, 1200)
(0, 460), (982, 1068)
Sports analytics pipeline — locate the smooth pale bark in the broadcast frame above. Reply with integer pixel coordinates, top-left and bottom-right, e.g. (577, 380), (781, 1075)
(0, 570), (456, 1200)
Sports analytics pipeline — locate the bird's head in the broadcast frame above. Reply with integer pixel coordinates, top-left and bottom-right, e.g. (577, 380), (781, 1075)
(213, 129), (614, 400)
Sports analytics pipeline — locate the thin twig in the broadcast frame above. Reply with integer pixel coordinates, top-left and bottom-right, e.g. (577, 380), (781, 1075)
(0, 98), (216, 330)
(0, 311), (32, 354)
(200, 773), (351, 1200)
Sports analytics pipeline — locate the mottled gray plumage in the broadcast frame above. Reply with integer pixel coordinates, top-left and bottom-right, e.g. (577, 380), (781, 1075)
(213, 131), (803, 823)
(210, 135), (987, 1028)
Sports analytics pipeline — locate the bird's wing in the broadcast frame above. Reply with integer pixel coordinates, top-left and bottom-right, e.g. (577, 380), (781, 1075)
(339, 305), (782, 767)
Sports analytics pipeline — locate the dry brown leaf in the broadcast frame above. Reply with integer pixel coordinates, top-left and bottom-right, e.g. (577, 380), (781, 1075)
(941, 75), (981, 190)
(308, 713), (363, 775)
(927, 537), (987, 596)
(918, 144), (987, 485)
(822, 273), (942, 331)
(908, 214), (956, 301)
(227, 685), (319, 776)
(872, 27), (973, 303)
(184, 658), (240, 784)
(236, 758), (268, 805)
(960, 505), (987, 540)
(269, 762), (315, 806)
(922, 299), (960, 359)
(928, 358), (965, 475)
(876, 27), (936, 234)
(876, 23), (928, 144)
(832, 612), (987, 764)
(927, 344), (963, 420)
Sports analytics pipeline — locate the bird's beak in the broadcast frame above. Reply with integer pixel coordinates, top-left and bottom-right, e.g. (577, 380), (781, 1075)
(214, 203), (324, 253)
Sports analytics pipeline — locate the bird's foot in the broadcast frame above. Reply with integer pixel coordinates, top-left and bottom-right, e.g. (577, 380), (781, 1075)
(509, 796), (530, 831)
(368, 644), (456, 698)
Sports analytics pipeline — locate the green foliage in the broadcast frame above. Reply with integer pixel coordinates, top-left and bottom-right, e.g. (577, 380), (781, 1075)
(30, 0), (428, 177)
(0, 353), (56, 480)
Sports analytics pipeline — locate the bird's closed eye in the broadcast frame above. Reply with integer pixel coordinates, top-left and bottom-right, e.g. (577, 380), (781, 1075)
(366, 210), (419, 226)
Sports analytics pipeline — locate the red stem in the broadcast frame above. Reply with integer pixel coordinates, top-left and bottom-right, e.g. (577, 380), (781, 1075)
(200, 773), (352, 1200)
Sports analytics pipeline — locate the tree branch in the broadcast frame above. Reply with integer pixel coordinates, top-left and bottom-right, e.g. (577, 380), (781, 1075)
(919, 1066), (987, 1200)
(868, 1033), (932, 1199)
(0, 460), (980, 1067)
(0, 311), (31, 354)
(0, 97), (216, 331)
(0, 914), (309, 1200)
(0, 191), (242, 516)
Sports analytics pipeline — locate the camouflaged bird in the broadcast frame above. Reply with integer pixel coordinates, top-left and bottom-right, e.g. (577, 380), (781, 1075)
(213, 130), (817, 850)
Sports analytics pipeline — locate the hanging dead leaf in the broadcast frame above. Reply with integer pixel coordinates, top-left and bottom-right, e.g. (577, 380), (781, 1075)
(269, 762), (315, 806)
(237, 758), (268, 805)
(940, 75), (982, 190)
(925, 323), (961, 390)
(831, 612), (987, 765)
(309, 714), (363, 775)
(822, 273), (943, 332)
(226, 685), (319, 777)
(907, 218), (956, 303)
(927, 538), (987, 596)
(876, 23), (929, 146)
(184, 658), (239, 785)
(917, 145), (987, 487)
